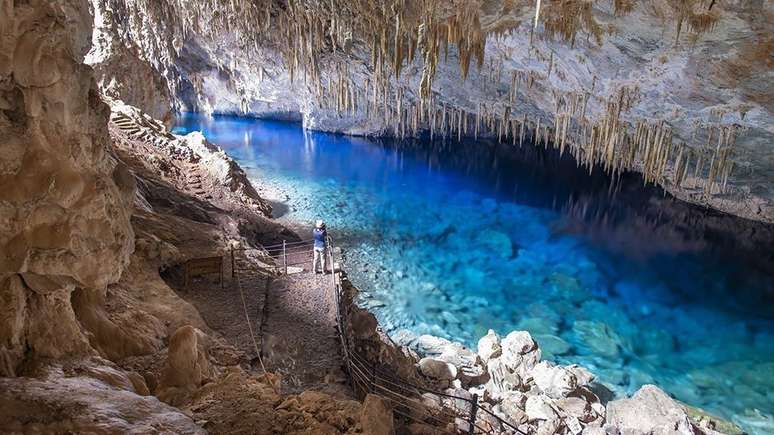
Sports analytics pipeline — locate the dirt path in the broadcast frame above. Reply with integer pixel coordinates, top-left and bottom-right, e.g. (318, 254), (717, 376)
(260, 265), (350, 398)
(170, 247), (351, 399)
(169, 261), (267, 366)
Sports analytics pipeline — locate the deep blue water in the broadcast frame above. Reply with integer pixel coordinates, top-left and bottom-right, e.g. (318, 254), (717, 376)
(172, 113), (774, 433)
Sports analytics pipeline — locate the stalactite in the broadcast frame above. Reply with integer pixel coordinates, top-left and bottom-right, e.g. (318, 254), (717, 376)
(519, 114), (526, 147)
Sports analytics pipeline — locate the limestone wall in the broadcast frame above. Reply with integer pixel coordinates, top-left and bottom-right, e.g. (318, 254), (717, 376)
(0, 0), (135, 376)
(85, 0), (774, 222)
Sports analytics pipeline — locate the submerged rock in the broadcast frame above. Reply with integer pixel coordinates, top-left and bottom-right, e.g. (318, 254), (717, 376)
(573, 321), (624, 358)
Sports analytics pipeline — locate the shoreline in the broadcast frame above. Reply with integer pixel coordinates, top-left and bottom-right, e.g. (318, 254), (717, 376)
(174, 111), (774, 226)
(223, 127), (750, 434)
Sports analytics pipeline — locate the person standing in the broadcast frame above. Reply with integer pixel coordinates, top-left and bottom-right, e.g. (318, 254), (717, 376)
(312, 220), (328, 274)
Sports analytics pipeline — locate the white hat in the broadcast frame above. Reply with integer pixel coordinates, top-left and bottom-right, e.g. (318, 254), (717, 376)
(315, 219), (325, 228)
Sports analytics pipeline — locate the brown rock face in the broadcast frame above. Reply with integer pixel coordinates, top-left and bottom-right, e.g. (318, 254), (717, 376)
(0, 0), (134, 375)
(156, 325), (214, 405)
(360, 394), (394, 435)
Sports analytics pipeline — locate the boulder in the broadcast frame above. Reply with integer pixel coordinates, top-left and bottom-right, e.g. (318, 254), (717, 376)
(500, 391), (529, 425)
(555, 397), (597, 423)
(156, 326), (214, 405)
(573, 321), (624, 358)
(565, 416), (584, 435)
(477, 329), (502, 363)
(441, 388), (474, 415)
(437, 344), (487, 386)
(349, 310), (378, 340)
(525, 395), (558, 421)
(418, 357), (457, 381)
(360, 394), (394, 435)
(407, 422), (445, 435)
(413, 335), (456, 356)
(566, 364), (595, 387)
(537, 418), (561, 435)
(531, 361), (578, 398)
(485, 357), (522, 399)
(606, 385), (698, 435)
(500, 331), (542, 377)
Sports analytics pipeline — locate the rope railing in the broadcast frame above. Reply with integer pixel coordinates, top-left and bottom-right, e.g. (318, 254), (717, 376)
(228, 237), (525, 435)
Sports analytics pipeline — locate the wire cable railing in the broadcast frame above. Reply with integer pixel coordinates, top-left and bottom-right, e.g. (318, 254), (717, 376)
(228, 237), (526, 434)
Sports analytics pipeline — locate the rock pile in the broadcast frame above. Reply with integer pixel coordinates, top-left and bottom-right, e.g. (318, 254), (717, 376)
(410, 329), (731, 435)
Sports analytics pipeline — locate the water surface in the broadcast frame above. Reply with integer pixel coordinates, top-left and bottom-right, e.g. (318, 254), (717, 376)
(173, 113), (774, 433)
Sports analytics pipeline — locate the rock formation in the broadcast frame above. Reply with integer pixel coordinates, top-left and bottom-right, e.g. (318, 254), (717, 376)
(86, 0), (774, 222)
(341, 275), (744, 435)
(0, 0), (768, 433)
(0, 2), (393, 432)
(0, 0), (134, 377)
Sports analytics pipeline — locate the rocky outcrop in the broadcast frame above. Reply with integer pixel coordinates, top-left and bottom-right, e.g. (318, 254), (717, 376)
(156, 325), (215, 406)
(0, 0), (134, 376)
(341, 272), (745, 434)
(606, 385), (697, 435)
(360, 394), (395, 435)
(0, 362), (203, 434)
(108, 100), (273, 218)
(86, 0), (774, 222)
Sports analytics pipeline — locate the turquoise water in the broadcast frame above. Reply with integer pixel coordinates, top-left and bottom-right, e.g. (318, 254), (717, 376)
(173, 113), (774, 433)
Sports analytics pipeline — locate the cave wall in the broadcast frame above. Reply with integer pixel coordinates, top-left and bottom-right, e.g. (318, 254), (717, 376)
(0, 0), (135, 376)
(85, 0), (774, 221)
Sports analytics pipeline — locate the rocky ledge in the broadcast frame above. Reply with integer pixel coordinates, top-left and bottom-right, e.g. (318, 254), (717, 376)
(339, 275), (744, 435)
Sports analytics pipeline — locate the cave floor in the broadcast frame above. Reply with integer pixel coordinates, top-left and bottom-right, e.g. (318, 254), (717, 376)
(179, 257), (352, 399)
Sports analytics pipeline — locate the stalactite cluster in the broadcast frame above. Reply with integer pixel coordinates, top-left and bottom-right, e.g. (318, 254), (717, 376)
(120, 0), (734, 197)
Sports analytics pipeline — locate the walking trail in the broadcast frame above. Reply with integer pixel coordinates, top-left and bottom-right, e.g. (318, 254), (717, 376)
(179, 248), (351, 399)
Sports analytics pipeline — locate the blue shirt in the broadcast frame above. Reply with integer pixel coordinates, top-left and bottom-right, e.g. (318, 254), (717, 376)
(313, 228), (327, 249)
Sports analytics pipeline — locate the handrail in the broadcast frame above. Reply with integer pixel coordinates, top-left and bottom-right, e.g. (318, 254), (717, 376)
(230, 235), (525, 434)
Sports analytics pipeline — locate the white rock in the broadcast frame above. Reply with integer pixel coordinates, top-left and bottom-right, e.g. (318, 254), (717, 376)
(531, 361), (578, 399)
(606, 385), (698, 435)
(566, 416), (583, 435)
(418, 357), (457, 381)
(413, 335), (456, 356)
(591, 402), (606, 419)
(555, 397), (596, 423)
(500, 391), (529, 425)
(537, 418), (561, 435)
(581, 427), (608, 435)
(485, 357), (522, 399)
(566, 364), (595, 387)
(500, 331), (541, 377)
(477, 329), (502, 363)
(525, 395), (558, 421)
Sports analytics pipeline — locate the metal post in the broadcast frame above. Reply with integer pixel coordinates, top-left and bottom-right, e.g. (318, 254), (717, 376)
(283, 240), (287, 275)
(328, 238), (336, 292)
(468, 393), (479, 435)
(230, 247), (235, 279)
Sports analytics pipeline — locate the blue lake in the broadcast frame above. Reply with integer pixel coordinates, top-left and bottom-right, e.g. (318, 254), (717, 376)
(173, 113), (774, 433)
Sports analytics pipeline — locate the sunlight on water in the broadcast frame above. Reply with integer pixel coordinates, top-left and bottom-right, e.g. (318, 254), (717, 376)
(173, 113), (774, 433)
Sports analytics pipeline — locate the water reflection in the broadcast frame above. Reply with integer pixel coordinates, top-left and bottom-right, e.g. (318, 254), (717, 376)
(173, 113), (774, 433)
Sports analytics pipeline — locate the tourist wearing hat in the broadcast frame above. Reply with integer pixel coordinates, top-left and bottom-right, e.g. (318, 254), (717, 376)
(312, 219), (328, 274)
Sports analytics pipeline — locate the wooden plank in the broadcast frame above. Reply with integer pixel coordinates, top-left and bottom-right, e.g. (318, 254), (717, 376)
(184, 256), (223, 290)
